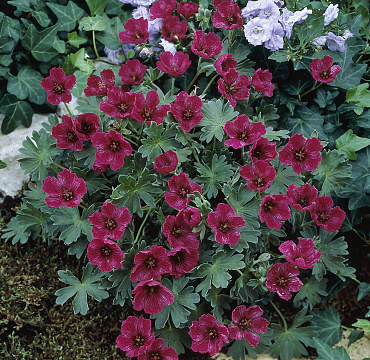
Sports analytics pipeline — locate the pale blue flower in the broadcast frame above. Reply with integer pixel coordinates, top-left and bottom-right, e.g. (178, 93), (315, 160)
(119, 0), (154, 6)
(312, 36), (327, 46)
(104, 45), (134, 65)
(290, 7), (312, 25)
(244, 18), (274, 46)
(279, 8), (294, 38)
(326, 32), (345, 52)
(264, 22), (285, 51)
(342, 29), (353, 39)
(159, 39), (176, 54)
(257, 0), (281, 22)
(324, 4), (339, 26)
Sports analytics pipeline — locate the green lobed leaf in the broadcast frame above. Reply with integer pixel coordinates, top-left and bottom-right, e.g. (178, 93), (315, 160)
(314, 88), (339, 111)
(347, 330), (364, 347)
(79, 16), (108, 31)
(312, 150), (353, 196)
(358, 282), (370, 301)
(154, 326), (192, 355)
(21, 23), (59, 62)
(205, 287), (232, 323)
(0, 13), (19, 53)
(70, 48), (95, 74)
(346, 83), (370, 115)
(266, 162), (304, 195)
(86, 0), (107, 15)
(32, 10), (50, 27)
(199, 99), (239, 143)
(1, 215), (32, 244)
(310, 308), (342, 346)
(0, 94), (34, 134)
(335, 129), (370, 160)
(55, 264), (109, 315)
(46, 1), (86, 32)
(95, 16), (125, 50)
(7, 67), (47, 105)
(293, 276), (328, 310)
(0, 159), (7, 169)
(340, 177), (370, 211)
(313, 338), (350, 360)
(352, 319), (370, 332)
(67, 31), (88, 48)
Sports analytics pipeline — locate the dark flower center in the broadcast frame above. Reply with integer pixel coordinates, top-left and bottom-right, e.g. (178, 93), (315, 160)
(182, 108), (193, 121)
(118, 103), (129, 113)
(134, 335), (145, 347)
(143, 111), (153, 122)
(176, 252), (184, 262)
(277, 276), (288, 286)
(97, 80), (106, 88)
(62, 188), (73, 201)
(298, 196), (308, 207)
(172, 226), (183, 237)
(227, 15), (236, 25)
(148, 285), (158, 293)
(53, 83), (65, 94)
(222, 60), (234, 72)
(207, 328), (218, 339)
(239, 318), (252, 329)
(150, 353), (161, 360)
(321, 71), (329, 79)
(317, 211), (328, 223)
(251, 147), (262, 159)
(105, 218), (116, 230)
(80, 122), (91, 135)
(294, 148), (306, 161)
(178, 187), (189, 197)
(67, 131), (78, 142)
(219, 222), (229, 233)
(146, 256), (156, 269)
(100, 245), (112, 257)
(263, 200), (273, 211)
(238, 131), (249, 141)
(254, 177), (265, 187)
(110, 141), (121, 151)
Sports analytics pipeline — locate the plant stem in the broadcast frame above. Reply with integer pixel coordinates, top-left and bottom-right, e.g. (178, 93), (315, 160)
(181, 129), (200, 163)
(300, 220), (315, 228)
(201, 74), (218, 95)
(64, 103), (74, 117)
(299, 81), (323, 100)
(92, 30), (100, 61)
(270, 300), (288, 331)
(299, 211), (306, 229)
(134, 208), (153, 244)
(171, 77), (176, 96)
(186, 57), (202, 93)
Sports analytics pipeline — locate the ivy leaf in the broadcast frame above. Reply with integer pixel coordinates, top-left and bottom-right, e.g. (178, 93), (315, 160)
(55, 264), (109, 315)
(358, 282), (370, 301)
(341, 177), (370, 210)
(46, 1), (86, 32)
(346, 83), (370, 115)
(269, 306), (317, 360)
(191, 249), (245, 296)
(0, 160), (7, 169)
(111, 168), (162, 217)
(21, 24), (59, 62)
(70, 48), (95, 74)
(194, 154), (234, 199)
(199, 99), (239, 143)
(310, 308), (342, 346)
(266, 162), (304, 195)
(50, 206), (94, 245)
(293, 276), (328, 310)
(7, 67), (46, 105)
(138, 123), (179, 162)
(86, 0), (107, 16)
(312, 150), (353, 196)
(335, 129), (370, 160)
(287, 106), (327, 140)
(67, 31), (88, 48)
(18, 128), (59, 181)
(347, 330), (364, 347)
(79, 16), (108, 32)
(313, 338), (350, 360)
(95, 16), (125, 50)
(352, 319), (370, 332)
(151, 277), (200, 328)
(0, 13), (19, 53)
(314, 88), (339, 111)
(0, 94), (34, 134)
(154, 326), (191, 355)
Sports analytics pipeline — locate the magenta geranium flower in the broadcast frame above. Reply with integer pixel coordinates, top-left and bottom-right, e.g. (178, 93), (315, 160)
(40, 67), (76, 105)
(118, 59), (147, 85)
(164, 172), (202, 210)
(162, 213), (200, 249)
(162, 16), (187, 42)
(278, 134), (323, 174)
(181, 207), (202, 227)
(218, 68), (251, 107)
(132, 280), (174, 315)
(252, 68), (274, 97)
(228, 305), (270, 347)
(52, 115), (83, 151)
(116, 316), (155, 357)
(157, 51), (192, 77)
(170, 91), (203, 132)
(92, 130), (132, 171)
(130, 245), (172, 282)
(189, 314), (229, 356)
(154, 149), (178, 174)
(84, 69), (115, 97)
(265, 262), (303, 301)
(213, 0), (243, 30)
(99, 86), (136, 119)
(239, 160), (276, 191)
(310, 196), (346, 232)
(224, 114), (266, 149)
(137, 338), (178, 360)
(207, 203), (245, 246)
(249, 137), (277, 163)
(42, 169), (87, 208)
(88, 201), (131, 241)
(259, 194), (291, 229)
(93, 160), (109, 173)
(286, 183), (318, 211)
(309, 55), (341, 83)
(279, 238), (322, 269)
(215, 54), (237, 76)
(177, 1), (199, 18)
(87, 238), (124, 272)
(150, 0), (177, 19)
(74, 113), (100, 141)
(191, 30), (223, 59)
(132, 90), (170, 125)
(118, 17), (149, 44)
(168, 246), (199, 278)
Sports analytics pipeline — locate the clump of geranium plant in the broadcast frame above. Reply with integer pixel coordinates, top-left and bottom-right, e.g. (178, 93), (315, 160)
(3, 0), (370, 359)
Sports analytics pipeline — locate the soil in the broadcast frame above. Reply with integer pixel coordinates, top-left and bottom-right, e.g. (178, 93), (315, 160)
(0, 195), (369, 359)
